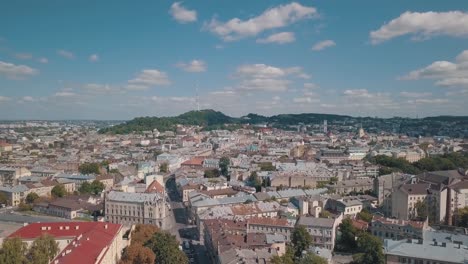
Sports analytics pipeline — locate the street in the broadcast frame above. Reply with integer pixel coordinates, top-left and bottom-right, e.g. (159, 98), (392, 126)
(165, 176), (211, 264)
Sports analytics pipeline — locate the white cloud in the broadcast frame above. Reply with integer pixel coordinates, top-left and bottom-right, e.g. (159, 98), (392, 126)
(210, 90), (237, 96)
(370, 11), (468, 44)
(169, 2), (197, 23)
(127, 69), (171, 90)
(311, 40), (336, 51)
(82, 83), (125, 94)
(0, 96), (11, 102)
(169, 96), (195, 102)
(407, 98), (449, 104)
(272, 96), (281, 101)
(0, 61), (39, 79)
(21, 96), (35, 102)
(400, 91), (432, 98)
(54, 91), (77, 97)
(401, 50), (468, 88)
(176, 60), (206, 72)
(15, 53), (33, 60)
(343, 89), (374, 98)
(304, 82), (318, 89)
(293, 97), (316, 103)
(57, 49), (75, 59)
(205, 2), (317, 41)
(89, 54), (99, 62)
(239, 78), (291, 92)
(38, 57), (48, 64)
(256, 32), (295, 44)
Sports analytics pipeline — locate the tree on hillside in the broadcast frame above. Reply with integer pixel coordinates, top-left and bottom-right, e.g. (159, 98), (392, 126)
(455, 207), (468, 228)
(26, 192), (39, 204)
(291, 226), (312, 257)
(414, 200), (428, 221)
(271, 246), (295, 264)
(27, 234), (59, 264)
(356, 209), (373, 223)
(79, 180), (105, 195)
(204, 169), (220, 178)
(79, 162), (101, 175)
(248, 171), (262, 192)
(145, 232), (188, 264)
(120, 243), (155, 264)
(0, 192), (8, 205)
(0, 237), (28, 264)
(51, 184), (66, 198)
(131, 224), (159, 245)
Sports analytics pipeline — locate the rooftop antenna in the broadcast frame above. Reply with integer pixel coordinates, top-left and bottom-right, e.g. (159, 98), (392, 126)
(196, 84), (200, 112)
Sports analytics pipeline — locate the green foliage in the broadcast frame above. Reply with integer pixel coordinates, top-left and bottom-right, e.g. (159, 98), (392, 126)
(51, 184), (66, 198)
(219, 157), (230, 177)
(414, 200), (428, 221)
(352, 232), (384, 264)
(25, 192), (39, 204)
(27, 234), (59, 264)
(299, 252), (328, 264)
(356, 209), (373, 223)
(144, 231), (188, 264)
(455, 206), (468, 227)
(371, 152), (468, 176)
(271, 246), (295, 264)
(0, 192), (8, 205)
(0, 237), (28, 264)
(159, 163), (168, 173)
(258, 162), (276, 171)
(79, 180), (105, 195)
(79, 162), (101, 175)
(291, 226), (313, 257)
(248, 171), (262, 192)
(204, 169), (220, 178)
(18, 202), (32, 211)
(336, 218), (358, 251)
(319, 210), (332, 218)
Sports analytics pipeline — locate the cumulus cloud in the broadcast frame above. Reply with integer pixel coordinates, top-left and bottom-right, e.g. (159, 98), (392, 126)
(0, 60), (39, 79)
(15, 53), (33, 60)
(370, 11), (468, 44)
(169, 2), (197, 23)
(343, 89), (374, 98)
(304, 82), (319, 89)
(89, 54), (99, 62)
(400, 50), (468, 88)
(311, 40), (336, 51)
(57, 49), (75, 59)
(53, 91), (77, 97)
(407, 98), (450, 104)
(256, 32), (295, 44)
(82, 83), (125, 94)
(205, 2), (317, 41)
(127, 69), (171, 90)
(293, 97), (317, 103)
(21, 96), (36, 102)
(176, 60), (206, 72)
(233, 64), (311, 93)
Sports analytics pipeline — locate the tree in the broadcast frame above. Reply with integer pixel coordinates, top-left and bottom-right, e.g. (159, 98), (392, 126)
(248, 171), (262, 192)
(131, 224), (159, 245)
(219, 157), (230, 177)
(0, 237), (28, 264)
(356, 209), (373, 223)
(291, 226), (312, 257)
(78, 162), (101, 175)
(145, 232), (188, 264)
(337, 218), (357, 251)
(204, 169), (220, 178)
(414, 200), (428, 221)
(79, 180), (105, 195)
(27, 234), (59, 264)
(120, 243), (155, 264)
(0, 192), (8, 205)
(271, 246), (295, 264)
(299, 252), (328, 264)
(455, 206), (468, 227)
(353, 232), (384, 264)
(51, 184), (66, 198)
(319, 210), (332, 218)
(159, 163), (168, 173)
(26, 192), (39, 204)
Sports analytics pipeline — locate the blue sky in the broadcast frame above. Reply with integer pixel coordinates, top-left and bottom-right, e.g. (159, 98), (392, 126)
(0, 0), (467, 120)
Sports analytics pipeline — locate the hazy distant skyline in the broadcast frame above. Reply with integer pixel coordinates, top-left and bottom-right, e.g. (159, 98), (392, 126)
(1, 1), (467, 120)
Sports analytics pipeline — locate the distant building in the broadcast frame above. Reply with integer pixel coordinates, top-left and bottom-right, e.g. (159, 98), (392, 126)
(296, 215), (343, 250)
(370, 216), (429, 241)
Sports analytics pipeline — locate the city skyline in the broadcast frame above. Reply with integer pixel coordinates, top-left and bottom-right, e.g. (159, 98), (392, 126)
(1, 0), (468, 120)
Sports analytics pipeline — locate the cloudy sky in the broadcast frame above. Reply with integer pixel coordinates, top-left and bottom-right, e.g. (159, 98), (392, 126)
(0, 0), (467, 120)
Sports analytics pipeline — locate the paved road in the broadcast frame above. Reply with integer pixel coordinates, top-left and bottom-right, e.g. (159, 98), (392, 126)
(165, 176), (211, 264)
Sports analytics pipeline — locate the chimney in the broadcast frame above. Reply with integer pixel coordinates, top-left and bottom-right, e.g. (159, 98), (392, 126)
(75, 226), (79, 230)
(104, 224), (108, 229)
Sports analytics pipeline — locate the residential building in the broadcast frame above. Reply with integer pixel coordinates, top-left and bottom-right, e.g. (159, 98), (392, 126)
(391, 183), (430, 220)
(370, 216), (429, 241)
(296, 215), (343, 250)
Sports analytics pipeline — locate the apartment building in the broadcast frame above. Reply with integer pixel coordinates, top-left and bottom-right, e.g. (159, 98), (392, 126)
(105, 191), (166, 227)
(370, 216), (429, 241)
(296, 215), (343, 250)
(391, 183), (430, 220)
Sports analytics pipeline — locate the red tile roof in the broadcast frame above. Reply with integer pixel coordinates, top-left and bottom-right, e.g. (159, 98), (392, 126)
(181, 157), (205, 166)
(145, 180), (165, 194)
(9, 222), (122, 264)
